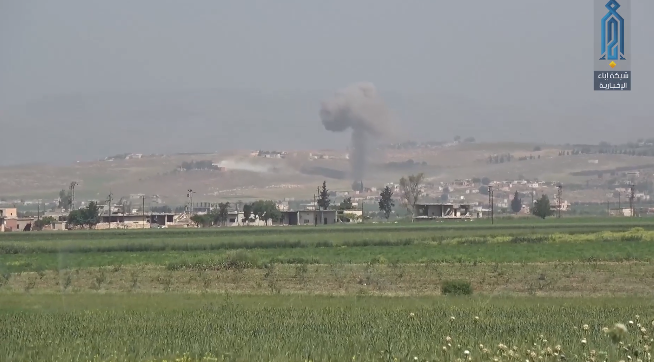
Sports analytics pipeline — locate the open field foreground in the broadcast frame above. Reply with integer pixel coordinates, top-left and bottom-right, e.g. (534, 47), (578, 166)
(2, 295), (654, 362)
(3, 219), (654, 361)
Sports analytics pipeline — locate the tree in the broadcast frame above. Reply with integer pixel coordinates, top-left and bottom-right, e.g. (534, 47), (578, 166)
(439, 193), (449, 202)
(66, 202), (100, 229)
(66, 209), (85, 229)
(58, 189), (72, 209)
(339, 197), (353, 210)
(399, 173), (425, 219)
(190, 214), (211, 227)
(242, 203), (253, 225)
(215, 202), (231, 226)
(532, 195), (554, 219)
(83, 201), (100, 228)
(378, 186), (395, 220)
(481, 177), (491, 186)
(454, 135), (461, 142)
(317, 181), (331, 210)
(251, 200), (280, 225)
(34, 216), (57, 231)
(511, 191), (522, 213)
(265, 201), (281, 225)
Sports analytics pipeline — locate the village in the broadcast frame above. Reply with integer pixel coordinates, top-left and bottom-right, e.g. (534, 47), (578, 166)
(1, 169), (651, 232)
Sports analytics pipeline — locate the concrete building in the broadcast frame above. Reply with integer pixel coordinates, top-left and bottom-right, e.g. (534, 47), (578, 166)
(413, 203), (479, 220)
(280, 210), (338, 225)
(7, 217), (35, 231)
(337, 209), (363, 223)
(0, 208), (18, 218)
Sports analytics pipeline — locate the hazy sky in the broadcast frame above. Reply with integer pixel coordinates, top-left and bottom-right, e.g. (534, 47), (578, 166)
(1, 1), (652, 165)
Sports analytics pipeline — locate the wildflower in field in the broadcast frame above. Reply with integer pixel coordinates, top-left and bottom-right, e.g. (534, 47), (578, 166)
(636, 315), (640, 320)
(450, 316), (456, 321)
(446, 336), (452, 343)
(474, 316), (479, 322)
(581, 338), (587, 345)
(583, 324), (589, 331)
(630, 320), (635, 326)
(409, 312), (415, 318)
(603, 327), (610, 333)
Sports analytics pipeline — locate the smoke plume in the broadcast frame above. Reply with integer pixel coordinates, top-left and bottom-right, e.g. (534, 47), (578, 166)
(319, 82), (394, 184)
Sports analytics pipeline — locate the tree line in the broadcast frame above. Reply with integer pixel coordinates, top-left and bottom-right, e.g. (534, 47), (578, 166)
(190, 200), (281, 227)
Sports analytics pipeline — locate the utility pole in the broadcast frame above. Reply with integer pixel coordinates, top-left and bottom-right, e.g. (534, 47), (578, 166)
(629, 184), (635, 217)
(556, 184), (562, 219)
(141, 195), (145, 229)
(618, 192), (621, 212)
(69, 181), (78, 211)
(37, 199), (42, 221)
(313, 194), (318, 227)
(317, 186), (323, 226)
(187, 189), (195, 216)
(107, 192), (113, 230)
(487, 185), (494, 224)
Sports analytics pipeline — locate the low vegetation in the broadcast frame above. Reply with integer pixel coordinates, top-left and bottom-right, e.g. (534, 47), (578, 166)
(1, 295), (653, 361)
(2, 219), (654, 360)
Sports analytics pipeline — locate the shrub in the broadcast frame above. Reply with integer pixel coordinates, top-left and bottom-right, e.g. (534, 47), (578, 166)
(441, 280), (473, 296)
(223, 250), (259, 270)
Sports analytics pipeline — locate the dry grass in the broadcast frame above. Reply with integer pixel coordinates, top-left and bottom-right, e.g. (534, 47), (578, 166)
(4, 261), (654, 297)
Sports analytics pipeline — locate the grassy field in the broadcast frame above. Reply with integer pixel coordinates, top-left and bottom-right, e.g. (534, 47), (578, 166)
(2, 295), (653, 361)
(2, 218), (654, 361)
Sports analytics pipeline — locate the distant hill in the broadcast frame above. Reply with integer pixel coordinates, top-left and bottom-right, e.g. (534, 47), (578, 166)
(1, 142), (653, 205)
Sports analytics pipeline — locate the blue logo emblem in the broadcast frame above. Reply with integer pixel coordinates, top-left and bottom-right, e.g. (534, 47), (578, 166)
(599, 0), (626, 60)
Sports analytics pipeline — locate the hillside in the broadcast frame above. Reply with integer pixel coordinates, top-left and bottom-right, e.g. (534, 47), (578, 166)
(1, 141), (653, 205)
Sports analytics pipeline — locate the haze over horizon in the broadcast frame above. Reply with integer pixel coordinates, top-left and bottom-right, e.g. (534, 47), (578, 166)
(1, 1), (652, 166)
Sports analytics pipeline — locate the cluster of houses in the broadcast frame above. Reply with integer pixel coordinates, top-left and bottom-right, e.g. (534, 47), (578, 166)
(0, 208), (39, 232)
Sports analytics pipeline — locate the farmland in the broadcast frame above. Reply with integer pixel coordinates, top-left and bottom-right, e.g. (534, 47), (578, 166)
(2, 218), (654, 361)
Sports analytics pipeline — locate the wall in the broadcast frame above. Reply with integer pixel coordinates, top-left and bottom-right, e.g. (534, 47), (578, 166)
(297, 211), (337, 225)
(0, 208), (17, 218)
(223, 212), (270, 227)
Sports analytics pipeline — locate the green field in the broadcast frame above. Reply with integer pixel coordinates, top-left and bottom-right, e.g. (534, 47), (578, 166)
(2, 218), (654, 361)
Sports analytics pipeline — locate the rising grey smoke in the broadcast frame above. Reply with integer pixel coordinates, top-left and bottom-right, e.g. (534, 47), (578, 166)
(319, 82), (394, 184)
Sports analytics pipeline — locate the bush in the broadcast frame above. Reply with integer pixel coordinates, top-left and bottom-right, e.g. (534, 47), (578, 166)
(441, 280), (473, 296)
(224, 250), (260, 270)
